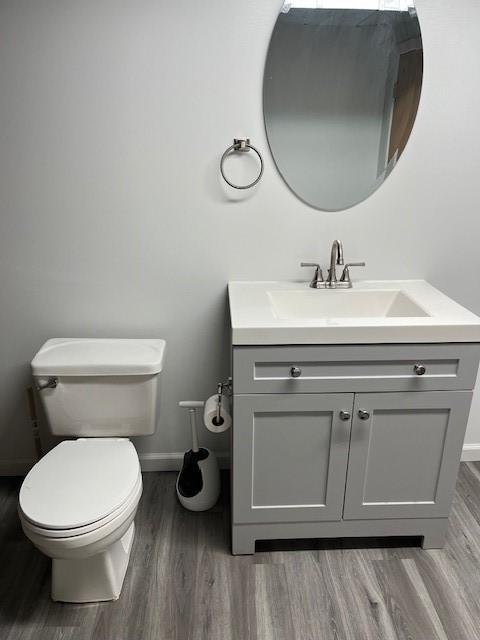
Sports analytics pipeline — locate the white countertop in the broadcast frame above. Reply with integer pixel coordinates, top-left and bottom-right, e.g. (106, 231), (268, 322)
(228, 280), (480, 345)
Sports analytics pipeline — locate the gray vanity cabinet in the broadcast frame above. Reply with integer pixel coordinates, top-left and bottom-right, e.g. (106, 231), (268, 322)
(231, 344), (480, 555)
(233, 393), (354, 524)
(343, 391), (472, 520)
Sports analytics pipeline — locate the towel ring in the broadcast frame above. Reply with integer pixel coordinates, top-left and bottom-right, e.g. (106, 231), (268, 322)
(220, 138), (264, 190)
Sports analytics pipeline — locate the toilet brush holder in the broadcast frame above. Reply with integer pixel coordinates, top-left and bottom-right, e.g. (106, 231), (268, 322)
(176, 401), (220, 511)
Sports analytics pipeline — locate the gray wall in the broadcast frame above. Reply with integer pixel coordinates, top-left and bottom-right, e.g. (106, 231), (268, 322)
(1, 0), (480, 472)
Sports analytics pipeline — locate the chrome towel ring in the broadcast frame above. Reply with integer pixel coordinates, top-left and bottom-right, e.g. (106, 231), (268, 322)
(220, 138), (264, 190)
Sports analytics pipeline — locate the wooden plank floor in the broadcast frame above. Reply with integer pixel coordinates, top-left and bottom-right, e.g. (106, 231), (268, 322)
(2, 464), (480, 640)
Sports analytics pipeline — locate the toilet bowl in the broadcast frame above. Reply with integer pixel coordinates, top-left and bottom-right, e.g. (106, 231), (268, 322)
(19, 438), (143, 602)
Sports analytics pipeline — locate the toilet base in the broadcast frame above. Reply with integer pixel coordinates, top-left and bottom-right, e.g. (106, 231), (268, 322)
(51, 522), (135, 603)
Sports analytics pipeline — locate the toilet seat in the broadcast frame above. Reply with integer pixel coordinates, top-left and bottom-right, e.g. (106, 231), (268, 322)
(20, 475), (142, 551)
(19, 438), (140, 531)
(19, 472), (142, 538)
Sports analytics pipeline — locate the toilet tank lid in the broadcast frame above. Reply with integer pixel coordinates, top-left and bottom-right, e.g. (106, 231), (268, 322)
(31, 338), (166, 376)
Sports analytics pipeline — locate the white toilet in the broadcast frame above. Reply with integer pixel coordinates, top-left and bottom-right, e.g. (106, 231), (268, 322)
(18, 338), (166, 603)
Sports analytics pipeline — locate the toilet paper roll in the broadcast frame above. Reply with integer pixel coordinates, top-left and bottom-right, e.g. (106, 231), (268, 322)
(203, 394), (232, 433)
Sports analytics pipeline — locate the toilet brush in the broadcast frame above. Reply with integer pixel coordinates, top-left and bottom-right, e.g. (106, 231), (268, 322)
(176, 401), (220, 511)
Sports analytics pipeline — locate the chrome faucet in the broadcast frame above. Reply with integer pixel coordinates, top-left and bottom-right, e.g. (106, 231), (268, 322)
(301, 240), (365, 289)
(326, 240), (344, 288)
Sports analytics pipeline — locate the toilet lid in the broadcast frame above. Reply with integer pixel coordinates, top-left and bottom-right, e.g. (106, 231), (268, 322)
(19, 439), (140, 530)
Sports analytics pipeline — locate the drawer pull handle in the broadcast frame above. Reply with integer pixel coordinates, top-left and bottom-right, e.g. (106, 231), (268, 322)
(290, 366), (302, 378)
(414, 363), (426, 376)
(358, 409), (370, 420)
(339, 410), (351, 421)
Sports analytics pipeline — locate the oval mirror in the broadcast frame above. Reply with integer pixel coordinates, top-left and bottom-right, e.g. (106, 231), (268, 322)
(264, 1), (423, 211)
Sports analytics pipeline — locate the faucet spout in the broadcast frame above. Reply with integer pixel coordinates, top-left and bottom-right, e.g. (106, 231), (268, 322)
(326, 240), (344, 287)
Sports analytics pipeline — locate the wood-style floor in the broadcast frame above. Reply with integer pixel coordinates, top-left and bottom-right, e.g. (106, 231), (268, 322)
(2, 465), (480, 640)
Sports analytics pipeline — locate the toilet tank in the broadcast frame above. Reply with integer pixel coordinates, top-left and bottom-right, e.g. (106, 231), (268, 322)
(31, 339), (166, 437)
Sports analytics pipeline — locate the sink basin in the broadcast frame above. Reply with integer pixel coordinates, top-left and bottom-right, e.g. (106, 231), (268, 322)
(268, 289), (428, 321)
(228, 280), (480, 345)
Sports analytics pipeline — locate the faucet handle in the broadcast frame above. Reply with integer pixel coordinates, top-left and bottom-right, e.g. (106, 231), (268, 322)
(301, 262), (325, 288)
(339, 262), (365, 286)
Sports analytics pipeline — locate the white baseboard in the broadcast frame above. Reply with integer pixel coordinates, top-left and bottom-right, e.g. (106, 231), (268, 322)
(461, 444), (480, 462)
(0, 452), (231, 476)
(139, 451), (230, 472)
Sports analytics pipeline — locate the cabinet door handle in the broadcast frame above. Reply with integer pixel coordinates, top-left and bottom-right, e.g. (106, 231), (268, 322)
(414, 363), (426, 376)
(290, 366), (302, 378)
(339, 410), (351, 421)
(358, 409), (370, 420)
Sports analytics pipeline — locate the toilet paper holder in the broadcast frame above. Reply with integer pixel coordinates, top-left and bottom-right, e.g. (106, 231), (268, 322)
(215, 377), (232, 427)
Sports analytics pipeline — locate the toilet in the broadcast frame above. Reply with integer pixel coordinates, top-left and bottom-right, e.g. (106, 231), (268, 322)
(18, 338), (166, 603)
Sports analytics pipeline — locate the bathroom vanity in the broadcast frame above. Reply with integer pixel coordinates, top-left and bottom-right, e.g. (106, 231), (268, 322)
(229, 280), (480, 554)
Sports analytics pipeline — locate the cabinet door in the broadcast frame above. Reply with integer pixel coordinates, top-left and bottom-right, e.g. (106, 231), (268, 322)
(233, 393), (354, 524)
(343, 391), (472, 520)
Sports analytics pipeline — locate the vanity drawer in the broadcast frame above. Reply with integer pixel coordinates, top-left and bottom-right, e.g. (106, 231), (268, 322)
(233, 344), (480, 394)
